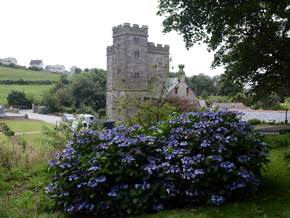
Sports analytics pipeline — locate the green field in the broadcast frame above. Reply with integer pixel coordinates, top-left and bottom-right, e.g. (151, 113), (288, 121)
(4, 121), (54, 133)
(0, 84), (54, 104)
(0, 66), (61, 81)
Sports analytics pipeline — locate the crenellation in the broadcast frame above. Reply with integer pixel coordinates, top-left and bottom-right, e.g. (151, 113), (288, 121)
(106, 45), (114, 55)
(112, 23), (148, 37)
(148, 42), (170, 54)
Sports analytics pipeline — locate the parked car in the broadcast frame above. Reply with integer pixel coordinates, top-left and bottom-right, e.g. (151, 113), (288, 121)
(72, 114), (96, 131)
(62, 114), (75, 122)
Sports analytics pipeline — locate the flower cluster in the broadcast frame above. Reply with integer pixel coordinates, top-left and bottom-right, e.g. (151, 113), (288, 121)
(46, 109), (270, 216)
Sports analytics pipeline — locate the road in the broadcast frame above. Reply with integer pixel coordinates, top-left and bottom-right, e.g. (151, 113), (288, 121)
(19, 110), (61, 125)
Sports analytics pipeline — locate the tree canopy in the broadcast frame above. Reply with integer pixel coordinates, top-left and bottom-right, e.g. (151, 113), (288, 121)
(157, 0), (290, 99)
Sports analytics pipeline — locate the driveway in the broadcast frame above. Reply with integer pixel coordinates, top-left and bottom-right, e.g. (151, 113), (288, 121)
(19, 110), (61, 125)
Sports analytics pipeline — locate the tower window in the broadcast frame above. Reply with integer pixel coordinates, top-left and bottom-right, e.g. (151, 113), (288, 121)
(186, 87), (189, 94)
(117, 69), (121, 74)
(134, 72), (140, 78)
(158, 62), (163, 68)
(134, 51), (140, 57)
(117, 44), (120, 50)
(175, 87), (178, 94)
(134, 37), (140, 44)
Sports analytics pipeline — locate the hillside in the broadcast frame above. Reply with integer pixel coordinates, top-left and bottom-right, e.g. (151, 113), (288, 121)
(0, 66), (61, 81)
(0, 65), (60, 105)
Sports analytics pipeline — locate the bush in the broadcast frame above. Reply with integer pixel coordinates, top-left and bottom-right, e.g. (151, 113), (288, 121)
(248, 119), (261, 125)
(46, 109), (270, 216)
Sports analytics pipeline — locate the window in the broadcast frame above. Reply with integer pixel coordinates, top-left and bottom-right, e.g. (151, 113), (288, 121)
(158, 62), (163, 68)
(134, 51), (140, 57)
(135, 72), (140, 78)
(117, 69), (121, 74)
(134, 37), (140, 44)
(117, 44), (120, 50)
(186, 87), (189, 95)
(175, 87), (178, 94)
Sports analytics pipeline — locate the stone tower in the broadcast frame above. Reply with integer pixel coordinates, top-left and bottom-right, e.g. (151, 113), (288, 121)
(106, 23), (170, 118)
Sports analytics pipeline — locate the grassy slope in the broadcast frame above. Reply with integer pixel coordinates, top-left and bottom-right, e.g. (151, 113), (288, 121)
(0, 66), (61, 81)
(0, 65), (60, 104)
(4, 121), (54, 133)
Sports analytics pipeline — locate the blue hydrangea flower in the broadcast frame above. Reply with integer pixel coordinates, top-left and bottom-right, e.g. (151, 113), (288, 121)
(238, 155), (251, 162)
(211, 195), (225, 205)
(153, 203), (163, 210)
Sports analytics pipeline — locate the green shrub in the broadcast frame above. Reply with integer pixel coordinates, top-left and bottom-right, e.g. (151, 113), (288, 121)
(248, 119), (261, 125)
(46, 109), (270, 216)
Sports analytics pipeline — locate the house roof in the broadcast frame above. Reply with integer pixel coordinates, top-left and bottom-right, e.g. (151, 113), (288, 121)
(45, 65), (65, 68)
(30, 60), (43, 65)
(145, 76), (199, 99)
(3, 57), (16, 61)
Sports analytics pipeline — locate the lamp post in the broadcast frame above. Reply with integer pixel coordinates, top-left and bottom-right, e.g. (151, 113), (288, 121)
(285, 109), (288, 124)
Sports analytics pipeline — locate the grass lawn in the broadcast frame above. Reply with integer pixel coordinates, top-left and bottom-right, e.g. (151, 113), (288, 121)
(0, 84), (54, 104)
(4, 121), (55, 133)
(0, 66), (61, 81)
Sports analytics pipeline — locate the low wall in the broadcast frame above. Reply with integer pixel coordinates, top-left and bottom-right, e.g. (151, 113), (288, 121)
(0, 114), (28, 120)
(4, 108), (19, 113)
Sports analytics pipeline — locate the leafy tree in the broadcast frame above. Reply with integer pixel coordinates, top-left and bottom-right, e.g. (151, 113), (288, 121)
(157, 0), (290, 99)
(189, 73), (216, 96)
(6, 90), (28, 106)
(75, 67), (82, 74)
(219, 82), (237, 96)
(70, 69), (106, 111)
(200, 90), (208, 100)
(41, 90), (60, 113)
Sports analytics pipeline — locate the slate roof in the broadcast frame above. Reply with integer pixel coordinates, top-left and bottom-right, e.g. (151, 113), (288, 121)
(30, 60), (43, 65)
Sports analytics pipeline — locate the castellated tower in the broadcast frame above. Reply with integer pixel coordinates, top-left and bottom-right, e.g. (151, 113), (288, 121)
(106, 23), (170, 118)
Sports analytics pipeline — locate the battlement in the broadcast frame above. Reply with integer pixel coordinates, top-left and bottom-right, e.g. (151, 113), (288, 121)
(112, 23), (148, 37)
(106, 45), (114, 55)
(148, 42), (170, 54)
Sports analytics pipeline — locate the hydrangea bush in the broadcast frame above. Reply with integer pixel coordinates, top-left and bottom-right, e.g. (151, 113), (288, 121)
(46, 109), (270, 216)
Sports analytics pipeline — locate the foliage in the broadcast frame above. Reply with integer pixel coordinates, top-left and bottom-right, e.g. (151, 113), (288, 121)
(280, 97), (290, 110)
(46, 109), (270, 216)
(247, 119), (261, 126)
(6, 90), (29, 106)
(41, 90), (60, 113)
(75, 67), (82, 74)
(251, 92), (282, 110)
(189, 73), (217, 96)
(157, 0), (290, 99)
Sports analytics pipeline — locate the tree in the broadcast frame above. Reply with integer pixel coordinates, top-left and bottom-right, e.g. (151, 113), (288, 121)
(189, 73), (216, 96)
(6, 90), (28, 106)
(75, 67), (82, 74)
(157, 0), (290, 99)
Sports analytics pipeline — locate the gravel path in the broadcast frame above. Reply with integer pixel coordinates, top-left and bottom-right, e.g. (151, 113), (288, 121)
(18, 110), (61, 125)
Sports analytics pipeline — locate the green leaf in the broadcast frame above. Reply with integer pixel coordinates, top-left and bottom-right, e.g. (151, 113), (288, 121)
(133, 197), (139, 204)
(222, 174), (228, 181)
(126, 208), (132, 214)
(219, 189), (225, 195)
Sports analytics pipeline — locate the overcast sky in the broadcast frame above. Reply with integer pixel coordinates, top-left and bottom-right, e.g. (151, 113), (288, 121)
(0, 0), (224, 77)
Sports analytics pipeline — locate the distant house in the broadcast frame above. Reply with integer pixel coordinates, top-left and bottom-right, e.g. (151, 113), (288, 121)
(30, 59), (44, 68)
(70, 66), (76, 74)
(45, 64), (65, 73)
(146, 66), (200, 110)
(0, 57), (17, 65)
